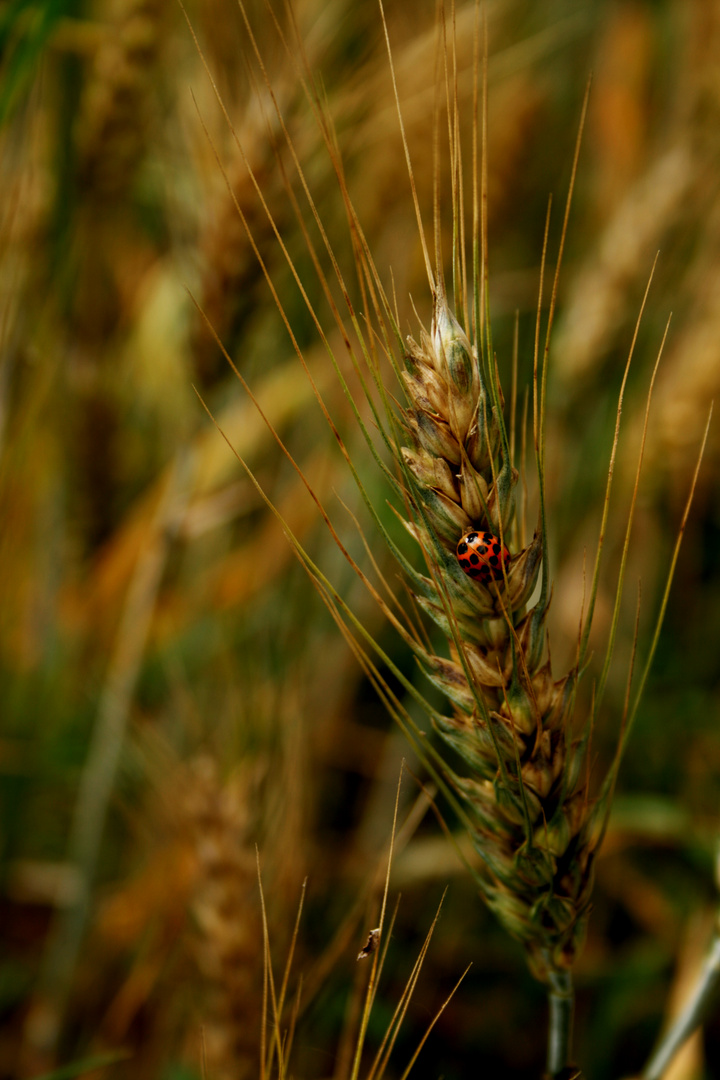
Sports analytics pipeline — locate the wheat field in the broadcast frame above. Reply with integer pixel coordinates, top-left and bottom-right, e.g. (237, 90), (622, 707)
(1, 1), (719, 1078)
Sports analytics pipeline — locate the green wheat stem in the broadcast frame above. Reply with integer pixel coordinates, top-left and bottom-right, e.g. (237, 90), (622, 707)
(546, 968), (574, 1077)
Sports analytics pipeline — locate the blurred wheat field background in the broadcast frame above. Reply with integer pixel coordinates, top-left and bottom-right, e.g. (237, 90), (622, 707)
(1, 1), (720, 1078)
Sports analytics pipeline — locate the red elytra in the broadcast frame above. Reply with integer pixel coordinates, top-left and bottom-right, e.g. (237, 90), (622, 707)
(456, 529), (510, 585)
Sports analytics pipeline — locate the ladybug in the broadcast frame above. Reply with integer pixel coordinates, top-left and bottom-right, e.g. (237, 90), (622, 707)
(456, 529), (510, 586)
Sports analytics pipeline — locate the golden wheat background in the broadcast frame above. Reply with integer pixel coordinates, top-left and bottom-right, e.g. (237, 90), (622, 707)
(1, 0), (719, 1077)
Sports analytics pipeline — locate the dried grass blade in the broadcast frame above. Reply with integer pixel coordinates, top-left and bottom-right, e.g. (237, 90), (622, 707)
(366, 889), (448, 1080)
(347, 769), (405, 1080)
(275, 878), (307, 1032)
(257, 849), (284, 1079)
(398, 962), (472, 1080)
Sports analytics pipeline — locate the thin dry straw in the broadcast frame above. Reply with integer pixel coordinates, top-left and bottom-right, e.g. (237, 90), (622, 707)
(333, 898), (401, 1080)
(366, 890), (452, 1080)
(347, 767), (404, 1080)
(302, 787), (435, 1023)
(398, 965), (471, 1080)
(263, 877), (307, 1078)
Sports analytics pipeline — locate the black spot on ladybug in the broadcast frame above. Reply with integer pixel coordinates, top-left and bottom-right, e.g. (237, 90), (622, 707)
(477, 543), (487, 553)
(489, 554), (499, 565)
(467, 532), (477, 542)
(469, 553), (479, 564)
(457, 542), (468, 554)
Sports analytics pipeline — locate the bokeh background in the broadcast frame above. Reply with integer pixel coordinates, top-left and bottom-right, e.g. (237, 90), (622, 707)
(1, 1), (720, 1077)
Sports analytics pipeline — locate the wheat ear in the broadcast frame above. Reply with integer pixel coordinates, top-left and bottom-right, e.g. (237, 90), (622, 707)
(391, 275), (592, 987)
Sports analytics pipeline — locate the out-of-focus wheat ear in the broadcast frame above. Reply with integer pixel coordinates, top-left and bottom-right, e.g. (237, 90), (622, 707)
(184, 758), (264, 1080)
(191, 80), (300, 384)
(74, 0), (165, 199)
